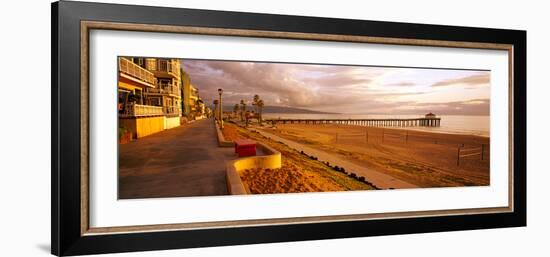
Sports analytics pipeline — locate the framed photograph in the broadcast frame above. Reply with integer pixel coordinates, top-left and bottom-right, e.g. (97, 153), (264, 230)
(52, 1), (526, 256)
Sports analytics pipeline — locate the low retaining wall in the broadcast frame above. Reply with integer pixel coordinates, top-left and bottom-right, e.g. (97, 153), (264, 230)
(120, 116), (165, 139)
(226, 142), (282, 195)
(121, 115), (183, 139)
(215, 121), (235, 147)
(164, 116), (181, 130)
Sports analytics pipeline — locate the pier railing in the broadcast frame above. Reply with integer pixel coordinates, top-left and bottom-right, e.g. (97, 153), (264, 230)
(266, 117), (441, 127)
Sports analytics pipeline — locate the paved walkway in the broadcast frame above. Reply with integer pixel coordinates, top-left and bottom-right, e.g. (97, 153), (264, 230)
(119, 118), (234, 199)
(252, 128), (418, 189)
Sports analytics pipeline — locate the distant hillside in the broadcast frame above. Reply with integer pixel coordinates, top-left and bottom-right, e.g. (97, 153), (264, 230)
(217, 105), (338, 114)
(262, 106), (338, 114)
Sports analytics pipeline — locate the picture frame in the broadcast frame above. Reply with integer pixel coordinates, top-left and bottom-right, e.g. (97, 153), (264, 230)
(51, 1), (526, 256)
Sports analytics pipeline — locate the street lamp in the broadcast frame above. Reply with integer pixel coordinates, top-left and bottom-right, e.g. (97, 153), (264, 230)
(218, 88), (224, 129)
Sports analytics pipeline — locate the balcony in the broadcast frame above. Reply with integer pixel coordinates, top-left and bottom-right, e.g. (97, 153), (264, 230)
(120, 103), (164, 118)
(119, 58), (156, 87)
(152, 59), (180, 79)
(163, 106), (181, 116)
(145, 81), (180, 97)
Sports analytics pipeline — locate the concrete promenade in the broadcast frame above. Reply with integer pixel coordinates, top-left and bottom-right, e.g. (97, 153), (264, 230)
(252, 128), (418, 189)
(119, 118), (234, 199)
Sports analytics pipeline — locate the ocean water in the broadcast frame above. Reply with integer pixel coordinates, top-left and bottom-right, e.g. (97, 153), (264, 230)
(262, 113), (490, 137)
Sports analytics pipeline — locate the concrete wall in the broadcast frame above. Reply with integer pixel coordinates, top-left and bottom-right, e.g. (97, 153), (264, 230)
(226, 142), (282, 194)
(121, 115), (180, 139)
(120, 116), (165, 139)
(215, 121), (235, 147)
(164, 116), (181, 130)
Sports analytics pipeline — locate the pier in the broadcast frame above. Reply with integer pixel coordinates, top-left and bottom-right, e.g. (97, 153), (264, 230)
(266, 117), (441, 127)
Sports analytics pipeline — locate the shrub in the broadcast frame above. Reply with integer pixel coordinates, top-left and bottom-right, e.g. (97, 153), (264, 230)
(358, 176), (365, 182)
(118, 126), (128, 140)
(350, 173), (357, 179)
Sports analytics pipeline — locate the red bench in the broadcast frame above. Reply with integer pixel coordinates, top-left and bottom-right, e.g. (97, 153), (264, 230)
(234, 139), (257, 157)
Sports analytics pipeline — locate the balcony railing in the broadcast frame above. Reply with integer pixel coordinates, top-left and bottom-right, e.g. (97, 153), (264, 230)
(120, 103), (163, 117)
(146, 82), (180, 96)
(155, 59), (180, 78)
(119, 58), (156, 86)
(163, 106), (181, 115)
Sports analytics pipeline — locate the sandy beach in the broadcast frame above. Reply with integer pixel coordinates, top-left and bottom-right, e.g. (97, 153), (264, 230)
(261, 124), (490, 188)
(222, 123), (376, 194)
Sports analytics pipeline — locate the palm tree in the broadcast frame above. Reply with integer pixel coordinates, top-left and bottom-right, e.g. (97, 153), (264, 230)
(257, 99), (264, 124)
(233, 104), (239, 119)
(239, 99), (246, 121)
(213, 100), (219, 120)
(253, 94), (260, 114)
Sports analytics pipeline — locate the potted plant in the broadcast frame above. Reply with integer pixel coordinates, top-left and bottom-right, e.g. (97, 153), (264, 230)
(119, 126), (133, 144)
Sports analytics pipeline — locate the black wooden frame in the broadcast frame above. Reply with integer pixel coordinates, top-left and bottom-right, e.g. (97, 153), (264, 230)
(52, 1), (526, 256)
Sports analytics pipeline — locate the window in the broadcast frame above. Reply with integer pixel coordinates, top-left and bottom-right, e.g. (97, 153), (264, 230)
(118, 89), (130, 112)
(158, 59), (169, 72)
(134, 89), (143, 105)
(148, 97), (161, 106)
(132, 58), (146, 68)
(158, 79), (171, 89)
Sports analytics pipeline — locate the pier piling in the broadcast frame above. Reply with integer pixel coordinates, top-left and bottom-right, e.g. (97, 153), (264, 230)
(267, 117), (441, 128)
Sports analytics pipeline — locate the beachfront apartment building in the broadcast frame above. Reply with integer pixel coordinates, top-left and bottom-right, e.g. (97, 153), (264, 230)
(118, 57), (165, 138)
(142, 58), (182, 129)
(118, 57), (183, 139)
(196, 99), (206, 119)
(181, 68), (205, 120)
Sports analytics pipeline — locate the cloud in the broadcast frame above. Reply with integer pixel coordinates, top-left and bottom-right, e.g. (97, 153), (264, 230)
(181, 59), (490, 115)
(368, 91), (426, 97)
(384, 82), (416, 87)
(182, 60), (374, 108)
(431, 73), (490, 88)
(399, 98), (490, 115)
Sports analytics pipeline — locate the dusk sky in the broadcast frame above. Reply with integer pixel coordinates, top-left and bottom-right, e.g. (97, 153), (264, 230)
(182, 59), (490, 115)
